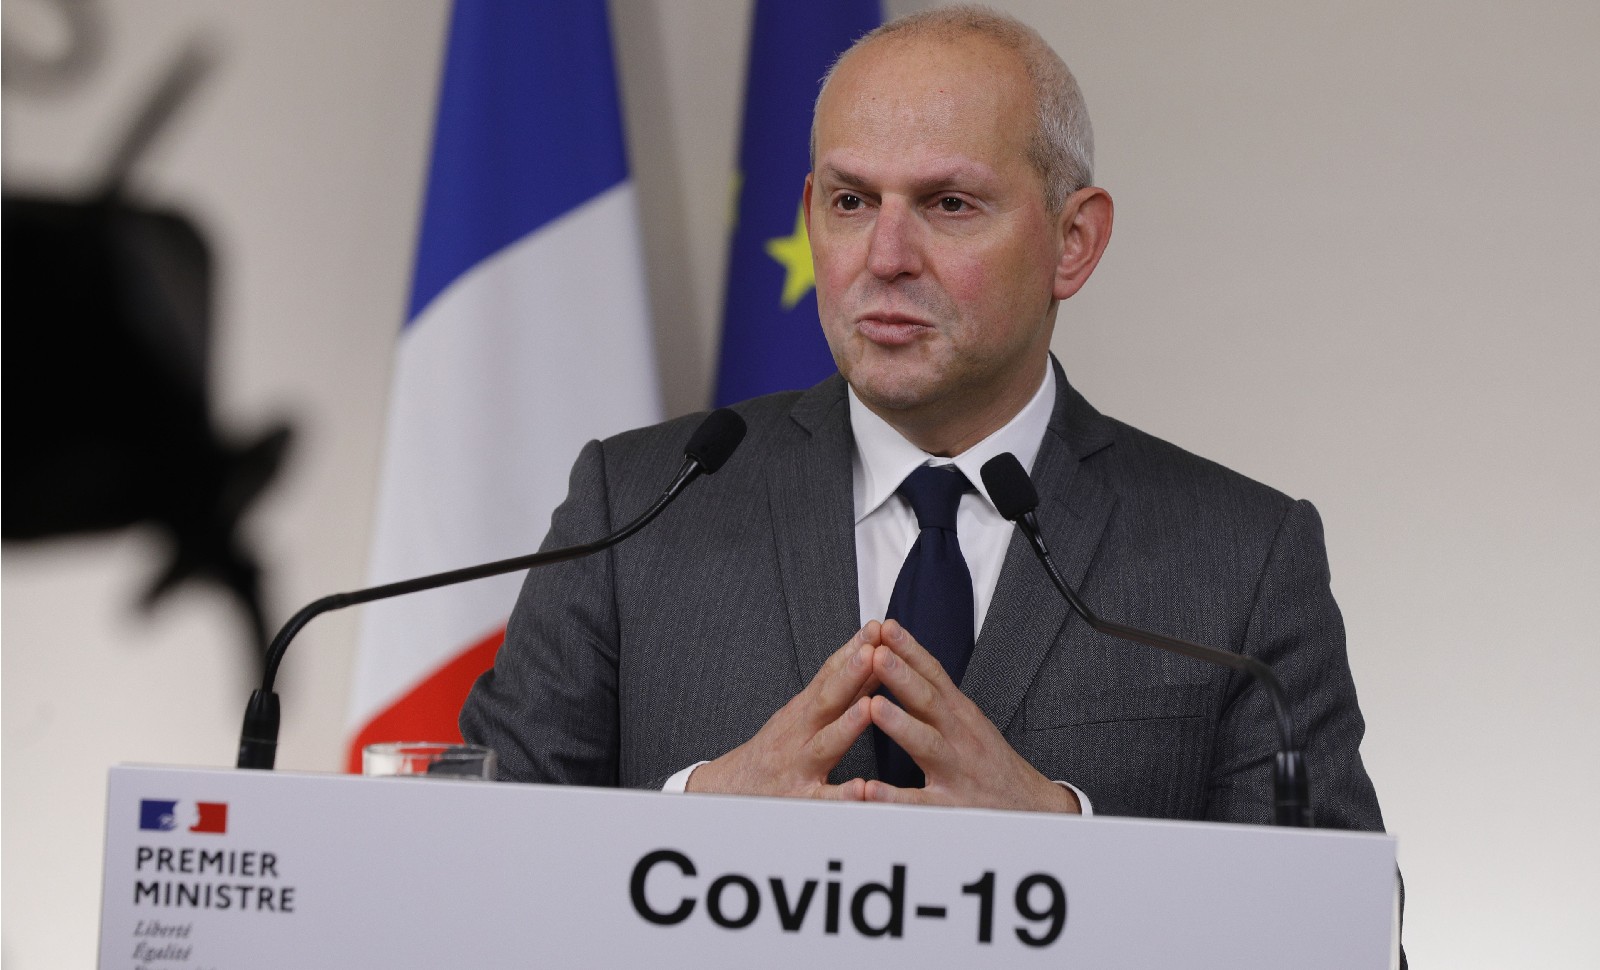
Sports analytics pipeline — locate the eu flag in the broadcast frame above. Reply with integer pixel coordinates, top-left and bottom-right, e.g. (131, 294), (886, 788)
(712, 0), (882, 407)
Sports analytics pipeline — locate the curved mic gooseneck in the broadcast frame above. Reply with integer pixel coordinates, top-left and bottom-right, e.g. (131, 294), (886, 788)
(979, 452), (1312, 827)
(237, 408), (747, 770)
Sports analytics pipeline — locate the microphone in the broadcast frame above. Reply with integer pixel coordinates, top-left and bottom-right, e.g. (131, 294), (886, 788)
(237, 408), (748, 770)
(979, 453), (1312, 827)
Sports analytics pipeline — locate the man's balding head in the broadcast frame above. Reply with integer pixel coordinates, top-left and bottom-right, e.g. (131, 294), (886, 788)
(812, 5), (1094, 213)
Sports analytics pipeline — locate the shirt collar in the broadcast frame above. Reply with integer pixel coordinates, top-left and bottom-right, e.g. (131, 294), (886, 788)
(849, 359), (1057, 523)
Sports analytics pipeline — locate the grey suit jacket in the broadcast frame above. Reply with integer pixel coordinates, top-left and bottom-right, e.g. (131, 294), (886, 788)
(461, 366), (1386, 831)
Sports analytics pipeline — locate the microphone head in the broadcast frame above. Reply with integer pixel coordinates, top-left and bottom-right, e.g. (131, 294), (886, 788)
(685, 408), (747, 474)
(980, 452), (1038, 521)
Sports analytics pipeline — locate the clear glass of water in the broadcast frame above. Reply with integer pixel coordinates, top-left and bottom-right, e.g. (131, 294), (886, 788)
(362, 742), (496, 780)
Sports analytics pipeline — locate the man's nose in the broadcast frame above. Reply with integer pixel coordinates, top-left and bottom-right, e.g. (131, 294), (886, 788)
(865, 199), (923, 280)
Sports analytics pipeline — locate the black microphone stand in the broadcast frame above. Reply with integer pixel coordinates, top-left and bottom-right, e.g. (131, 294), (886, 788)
(238, 409), (746, 770)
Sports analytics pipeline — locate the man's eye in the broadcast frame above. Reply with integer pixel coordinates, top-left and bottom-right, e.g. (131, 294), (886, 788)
(938, 197), (968, 213)
(836, 194), (863, 211)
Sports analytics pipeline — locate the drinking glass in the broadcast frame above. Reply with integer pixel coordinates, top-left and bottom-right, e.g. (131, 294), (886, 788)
(362, 741), (496, 780)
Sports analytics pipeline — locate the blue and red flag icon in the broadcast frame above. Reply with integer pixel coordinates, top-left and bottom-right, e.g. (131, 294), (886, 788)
(139, 799), (228, 834)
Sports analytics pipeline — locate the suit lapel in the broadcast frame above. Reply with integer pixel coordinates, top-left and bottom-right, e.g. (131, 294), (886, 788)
(765, 377), (872, 775)
(769, 378), (859, 669)
(963, 365), (1118, 734)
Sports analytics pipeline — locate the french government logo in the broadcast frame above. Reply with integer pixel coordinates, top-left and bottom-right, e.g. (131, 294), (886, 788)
(139, 799), (228, 834)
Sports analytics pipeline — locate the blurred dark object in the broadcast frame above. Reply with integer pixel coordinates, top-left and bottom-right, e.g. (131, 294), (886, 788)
(2, 0), (106, 95)
(2, 39), (291, 662)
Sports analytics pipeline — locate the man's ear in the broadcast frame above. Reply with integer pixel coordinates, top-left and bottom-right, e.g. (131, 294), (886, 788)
(1053, 186), (1114, 301)
(802, 173), (816, 235)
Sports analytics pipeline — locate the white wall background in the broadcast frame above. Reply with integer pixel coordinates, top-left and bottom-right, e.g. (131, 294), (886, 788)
(3, 1), (1597, 966)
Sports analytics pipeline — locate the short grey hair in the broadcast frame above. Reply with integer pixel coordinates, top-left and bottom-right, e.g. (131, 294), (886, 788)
(811, 5), (1094, 212)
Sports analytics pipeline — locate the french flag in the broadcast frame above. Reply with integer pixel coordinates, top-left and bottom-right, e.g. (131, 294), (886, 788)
(344, 0), (660, 771)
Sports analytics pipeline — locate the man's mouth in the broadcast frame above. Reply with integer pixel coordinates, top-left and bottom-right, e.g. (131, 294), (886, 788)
(856, 313), (933, 346)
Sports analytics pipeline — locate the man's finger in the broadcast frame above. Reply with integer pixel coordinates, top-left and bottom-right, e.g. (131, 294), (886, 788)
(817, 778), (869, 801)
(872, 640), (942, 719)
(863, 779), (925, 805)
(797, 631), (870, 713)
(805, 695), (872, 768)
(807, 640), (877, 725)
(869, 693), (946, 766)
(820, 627), (868, 676)
(879, 620), (954, 688)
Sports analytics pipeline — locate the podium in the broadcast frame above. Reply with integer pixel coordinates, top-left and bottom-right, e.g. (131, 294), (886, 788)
(99, 764), (1396, 968)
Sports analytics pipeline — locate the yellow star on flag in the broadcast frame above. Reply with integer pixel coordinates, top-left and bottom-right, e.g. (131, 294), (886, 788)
(764, 202), (814, 310)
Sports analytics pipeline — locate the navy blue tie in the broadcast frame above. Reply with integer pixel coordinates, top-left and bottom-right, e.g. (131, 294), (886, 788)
(875, 464), (976, 788)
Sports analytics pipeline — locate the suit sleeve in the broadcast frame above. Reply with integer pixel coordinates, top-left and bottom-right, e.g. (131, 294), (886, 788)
(1205, 499), (1387, 832)
(459, 438), (632, 787)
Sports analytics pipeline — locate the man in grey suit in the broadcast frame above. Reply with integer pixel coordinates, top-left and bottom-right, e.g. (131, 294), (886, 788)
(462, 6), (1387, 832)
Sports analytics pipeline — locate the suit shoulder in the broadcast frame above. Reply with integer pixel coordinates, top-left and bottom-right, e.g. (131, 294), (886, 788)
(1095, 415), (1299, 520)
(593, 386), (815, 469)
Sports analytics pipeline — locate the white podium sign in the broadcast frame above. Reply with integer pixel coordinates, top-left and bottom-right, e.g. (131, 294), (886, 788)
(99, 765), (1394, 968)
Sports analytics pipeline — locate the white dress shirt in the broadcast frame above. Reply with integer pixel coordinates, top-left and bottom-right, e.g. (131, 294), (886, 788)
(848, 364), (1055, 637)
